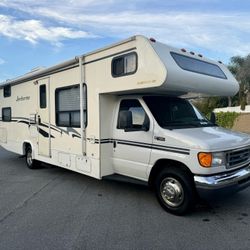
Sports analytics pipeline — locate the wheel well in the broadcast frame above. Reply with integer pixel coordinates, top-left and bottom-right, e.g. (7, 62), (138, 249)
(23, 142), (31, 155)
(148, 159), (194, 189)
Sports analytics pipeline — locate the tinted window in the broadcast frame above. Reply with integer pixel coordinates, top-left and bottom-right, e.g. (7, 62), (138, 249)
(2, 107), (11, 121)
(112, 53), (137, 77)
(40, 85), (47, 108)
(55, 85), (80, 127)
(171, 52), (227, 79)
(4, 85), (11, 97)
(144, 96), (213, 129)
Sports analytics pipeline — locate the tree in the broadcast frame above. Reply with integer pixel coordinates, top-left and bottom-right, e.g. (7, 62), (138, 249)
(228, 55), (250, 109)
(194, 54), (250, 114)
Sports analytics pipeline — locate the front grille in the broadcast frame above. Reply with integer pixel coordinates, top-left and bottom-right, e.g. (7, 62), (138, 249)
(226, 147), (250, 169)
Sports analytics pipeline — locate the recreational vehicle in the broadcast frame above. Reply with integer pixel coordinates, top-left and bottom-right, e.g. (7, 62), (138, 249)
(0, 35), (250, 215)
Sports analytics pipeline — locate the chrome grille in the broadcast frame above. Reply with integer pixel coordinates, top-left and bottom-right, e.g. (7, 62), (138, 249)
(226, 147), (250, 169)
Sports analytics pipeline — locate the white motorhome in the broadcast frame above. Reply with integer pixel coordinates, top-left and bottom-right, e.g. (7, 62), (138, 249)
(0, 35), (250, 215)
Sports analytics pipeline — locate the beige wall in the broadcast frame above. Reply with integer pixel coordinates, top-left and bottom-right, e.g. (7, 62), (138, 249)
(247, 92), (250, 105)
(232, 113), (250, 134)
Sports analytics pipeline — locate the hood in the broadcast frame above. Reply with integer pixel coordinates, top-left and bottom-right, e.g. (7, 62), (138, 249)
(163, 126), (250, 151)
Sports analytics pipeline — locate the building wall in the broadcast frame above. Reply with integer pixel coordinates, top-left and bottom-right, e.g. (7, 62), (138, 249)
(214, 105), (250, 134)
(247, 92), (250, 105)
(232, 114), (250, 134)
(214, 105), (250, 113)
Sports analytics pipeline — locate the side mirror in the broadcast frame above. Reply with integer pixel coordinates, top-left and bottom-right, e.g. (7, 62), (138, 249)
(210, 112), (216, 124)
(118, 110), (132, 129)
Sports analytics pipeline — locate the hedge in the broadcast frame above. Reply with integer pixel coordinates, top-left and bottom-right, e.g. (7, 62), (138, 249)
(215, 112), (239, 129)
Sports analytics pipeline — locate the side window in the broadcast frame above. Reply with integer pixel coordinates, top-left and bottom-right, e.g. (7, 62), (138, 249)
(2, 107), (11, 121)
(117, 99), (149, 131)
(4, 85), (11, 98)
(55, 85), (80, 128)
(40, 85), (47, 109)
(112, 53), (137, 77)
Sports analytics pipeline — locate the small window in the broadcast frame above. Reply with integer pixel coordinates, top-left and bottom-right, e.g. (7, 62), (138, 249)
(117, 99), (149, 131)
(40, 85), (47, 109)
(171, 52), (227, 79)
(55, 85), (81, 127)
(112, 53), (137, 77)
(2, 107), (11, 122)
(4, 85), (11, 98)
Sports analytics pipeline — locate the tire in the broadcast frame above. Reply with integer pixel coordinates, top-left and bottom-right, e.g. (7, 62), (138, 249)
(154, 167), (196, 215)
(26, 146), (40, 169)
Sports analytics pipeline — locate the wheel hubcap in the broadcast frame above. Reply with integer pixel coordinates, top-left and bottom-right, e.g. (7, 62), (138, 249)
(160, 177), (184, 207)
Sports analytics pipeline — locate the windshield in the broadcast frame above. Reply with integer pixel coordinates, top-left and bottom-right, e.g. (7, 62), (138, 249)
(143, 96), (215, 129)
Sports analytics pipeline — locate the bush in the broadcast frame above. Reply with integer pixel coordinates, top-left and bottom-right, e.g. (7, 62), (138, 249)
(215, 112), (239, 129)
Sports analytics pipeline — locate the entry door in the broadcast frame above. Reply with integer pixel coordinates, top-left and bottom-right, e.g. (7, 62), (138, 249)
(112, 99), (153, 180)
(37, 78), (51, 157)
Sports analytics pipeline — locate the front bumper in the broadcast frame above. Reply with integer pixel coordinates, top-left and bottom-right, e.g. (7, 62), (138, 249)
(194, 165), (250, 199)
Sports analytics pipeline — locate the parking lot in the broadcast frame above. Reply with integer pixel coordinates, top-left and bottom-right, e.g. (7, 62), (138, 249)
(0, 146), (250, 250)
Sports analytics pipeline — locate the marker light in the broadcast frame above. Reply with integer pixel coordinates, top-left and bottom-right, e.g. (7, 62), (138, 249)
(198, 152), (226, 168)
(198, 152), (212, 168)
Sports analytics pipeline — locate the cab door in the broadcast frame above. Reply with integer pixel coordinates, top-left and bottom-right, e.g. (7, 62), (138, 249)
(112, 99), (153, 180)
(37, 78), (51, 157)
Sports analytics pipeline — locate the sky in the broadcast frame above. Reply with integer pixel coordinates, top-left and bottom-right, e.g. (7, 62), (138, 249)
(0, 0), (250, 83)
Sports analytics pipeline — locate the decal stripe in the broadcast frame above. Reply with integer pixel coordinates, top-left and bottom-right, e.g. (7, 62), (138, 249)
(92, 138), (190, 155)
(1, 117), (81, 139)
(38, 128), (55, 138)
(116, 141), (189, 155)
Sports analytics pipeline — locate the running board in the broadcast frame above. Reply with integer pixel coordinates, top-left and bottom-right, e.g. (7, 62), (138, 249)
(102, 174), (148, 186)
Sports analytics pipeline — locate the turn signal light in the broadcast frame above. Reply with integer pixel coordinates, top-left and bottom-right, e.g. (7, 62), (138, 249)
(198, 152), (212, 168)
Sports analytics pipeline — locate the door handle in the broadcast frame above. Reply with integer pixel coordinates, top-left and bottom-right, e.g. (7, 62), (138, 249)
(113, 140), (117, 148)
(154, 136), (165, 141)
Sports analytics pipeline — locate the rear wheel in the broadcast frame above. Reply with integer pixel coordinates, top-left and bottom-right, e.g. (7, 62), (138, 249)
(155, 167), (196, 215)
(26, 146), (40, 169)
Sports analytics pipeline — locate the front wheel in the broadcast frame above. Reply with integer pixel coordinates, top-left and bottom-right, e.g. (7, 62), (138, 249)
(155, 167), (196, 215)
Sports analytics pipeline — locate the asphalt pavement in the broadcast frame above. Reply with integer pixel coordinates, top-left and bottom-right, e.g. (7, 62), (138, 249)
(0, 146), (250, 250)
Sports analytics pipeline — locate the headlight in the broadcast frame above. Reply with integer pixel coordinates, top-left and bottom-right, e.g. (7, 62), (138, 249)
(198, 152), (226, 168)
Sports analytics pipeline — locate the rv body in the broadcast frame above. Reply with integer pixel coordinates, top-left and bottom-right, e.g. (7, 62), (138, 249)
(0, 35), (250, 214)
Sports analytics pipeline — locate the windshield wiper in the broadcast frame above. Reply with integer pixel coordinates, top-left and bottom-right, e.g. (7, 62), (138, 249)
(164, 121), (200, 128)
(164, 119), (216, 129)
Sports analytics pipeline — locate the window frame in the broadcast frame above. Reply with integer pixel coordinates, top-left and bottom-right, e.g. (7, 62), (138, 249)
(55, 84), (81, 128)
(111, 52), (138, 78)
(39, 84), (47, 109)
(3, 85), (11, 98)
(2, 107), (12, 122)
(170, 52), (227, 79)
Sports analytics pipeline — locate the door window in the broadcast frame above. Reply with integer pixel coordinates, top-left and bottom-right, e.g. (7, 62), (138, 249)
(117, 99), (149, 131)
(40, 84), (47, 109)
